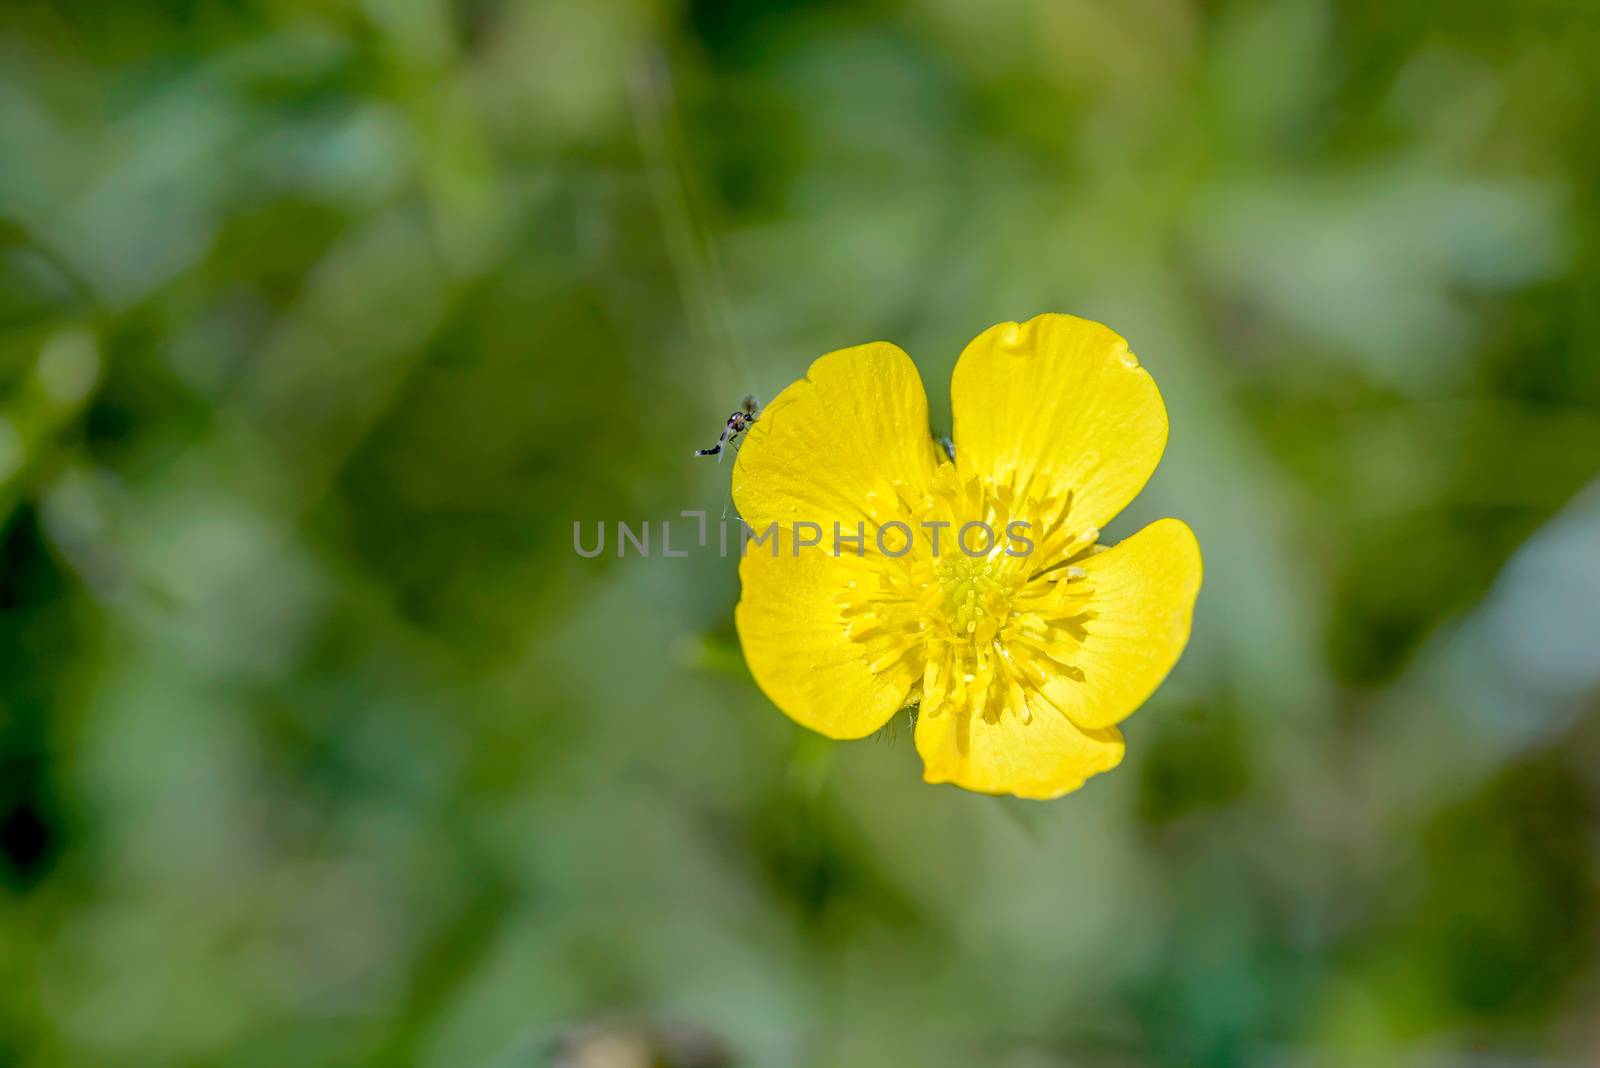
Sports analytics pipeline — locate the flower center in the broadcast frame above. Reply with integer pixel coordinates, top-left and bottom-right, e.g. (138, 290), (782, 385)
(838, 463), (1103, 726)
(933, 554), (1015, 643)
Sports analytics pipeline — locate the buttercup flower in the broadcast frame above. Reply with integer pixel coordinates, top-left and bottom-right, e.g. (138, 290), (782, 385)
(733, 314), (1202, 799)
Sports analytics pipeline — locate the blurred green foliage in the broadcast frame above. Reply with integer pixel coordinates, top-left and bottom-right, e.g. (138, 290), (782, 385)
(3, 1), (1600, 1065)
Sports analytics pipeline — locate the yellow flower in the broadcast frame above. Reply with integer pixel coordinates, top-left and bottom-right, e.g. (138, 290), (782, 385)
(732, 314), (1202, 799)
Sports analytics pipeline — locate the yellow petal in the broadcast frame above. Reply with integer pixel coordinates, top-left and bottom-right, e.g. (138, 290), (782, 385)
(733, 342), (943, 533)
(950, 314), (1168, 532)
(735, 547), (918, 740)
(915, 700), (1125, 800)
(1032, 518), (1202, 731)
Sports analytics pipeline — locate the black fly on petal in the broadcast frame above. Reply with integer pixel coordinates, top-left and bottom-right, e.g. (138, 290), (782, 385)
(694, 394), (761, 463)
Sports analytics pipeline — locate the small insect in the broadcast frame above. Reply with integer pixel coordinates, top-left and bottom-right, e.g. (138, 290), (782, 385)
(694, 394), (761, 462)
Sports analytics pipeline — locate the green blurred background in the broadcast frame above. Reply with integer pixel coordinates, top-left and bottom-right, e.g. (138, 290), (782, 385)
(3, 1), (1600, 1065)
